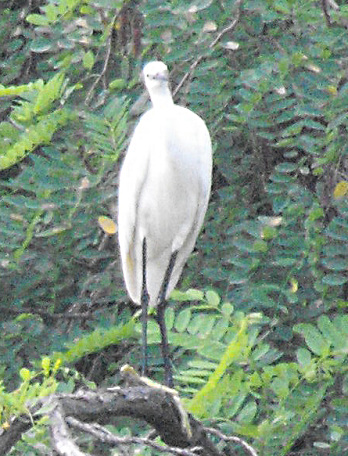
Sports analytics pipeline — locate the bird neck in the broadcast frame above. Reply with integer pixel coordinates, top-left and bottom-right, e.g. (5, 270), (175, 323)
(148, 85), (174, 109)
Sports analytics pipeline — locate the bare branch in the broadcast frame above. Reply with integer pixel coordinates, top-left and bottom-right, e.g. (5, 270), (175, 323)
(327, 0), (339, 10)
(321, 0), (333, 26)
(67, 417), (202, 456)
(0, 306), (95, 320)
(173, 0), (244, 97)
(85, 14), (117, 105)
(205, 427), (259, 456)
(321, 0), (344, 27)
(208, 0), (244, 49)
(49, 401), (91, 456)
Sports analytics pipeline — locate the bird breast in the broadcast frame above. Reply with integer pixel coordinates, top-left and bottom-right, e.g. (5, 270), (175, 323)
(118, 102), (212, 306)
(138, 109), (207, 257)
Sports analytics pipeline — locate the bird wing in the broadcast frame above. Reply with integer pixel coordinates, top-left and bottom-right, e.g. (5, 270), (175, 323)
(118, 115), (152, 304)
(161, 108), (212, 298)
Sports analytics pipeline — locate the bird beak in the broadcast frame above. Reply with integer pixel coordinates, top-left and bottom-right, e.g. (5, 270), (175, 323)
(155, 72), (168, 82)
(140, 72), (167, 82)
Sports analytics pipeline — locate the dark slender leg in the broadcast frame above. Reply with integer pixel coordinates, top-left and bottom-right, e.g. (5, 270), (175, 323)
(141, 238), (149, 377)
(156, 251), (178, 388)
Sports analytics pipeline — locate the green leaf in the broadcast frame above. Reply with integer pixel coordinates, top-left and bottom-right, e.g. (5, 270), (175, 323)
(170, 288), (204, 301)
(275, 162), (298, 173)
(41, 357), (51, 376)
(174, 308), (192, 332)
(19, 368), (31, 381)
(293, 324), (330, 356)
(83, 51), (95, 70)
(237, 400), (257, 424)
(30, 38), (53, 53)
(317, 315), (346, 350)
(109, 79), (127, 90)
(26, 14), (50, 26)
(322, 257), (347, 272)
(205, 289), (220, 307)
(296, 347), (311, 366)
(253, 240), (268, 253)
(322, 273), (347, 286)
(165, 307), (175, 331)
(221, 302), (234, 317)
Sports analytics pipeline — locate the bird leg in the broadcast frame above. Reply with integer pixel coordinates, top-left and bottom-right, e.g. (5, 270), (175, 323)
(141, 238), (150, 377)
(156, 251), (178, 388)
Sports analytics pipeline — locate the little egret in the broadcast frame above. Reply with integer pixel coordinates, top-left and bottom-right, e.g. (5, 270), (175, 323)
(118, 61), (212, 387)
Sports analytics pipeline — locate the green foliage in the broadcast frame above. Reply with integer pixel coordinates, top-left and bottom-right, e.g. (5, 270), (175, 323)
(0, 0), (347, 455)
(161, 292), (347, 455)
(51, 319), (136, 365)
(0, 357), (60, 427)
(0, 74), (75, 170)
(0, 54), (129, 391)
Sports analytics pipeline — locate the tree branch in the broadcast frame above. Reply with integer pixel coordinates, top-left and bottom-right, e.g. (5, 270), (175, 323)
(1, 385), (219, 456)
(0, 416), (32, 455)
(66, 417), (202, 456)
(49, 401), (91, 456)
(0, 365), (257, 456)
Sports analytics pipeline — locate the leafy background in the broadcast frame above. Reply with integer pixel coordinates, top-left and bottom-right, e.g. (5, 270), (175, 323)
(0, 0), (347, 455)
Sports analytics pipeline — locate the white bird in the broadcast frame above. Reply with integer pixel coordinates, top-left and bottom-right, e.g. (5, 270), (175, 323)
(118, 61), (212, 386)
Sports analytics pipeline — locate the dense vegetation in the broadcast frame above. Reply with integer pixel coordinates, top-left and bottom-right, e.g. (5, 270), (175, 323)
(0, 0), (347, 455)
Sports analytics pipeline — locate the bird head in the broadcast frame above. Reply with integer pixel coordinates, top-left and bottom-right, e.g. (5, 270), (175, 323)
(142, 61), (169, 91)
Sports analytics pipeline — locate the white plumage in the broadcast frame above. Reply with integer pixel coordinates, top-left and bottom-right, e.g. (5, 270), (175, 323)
(118, 61), (212, 308)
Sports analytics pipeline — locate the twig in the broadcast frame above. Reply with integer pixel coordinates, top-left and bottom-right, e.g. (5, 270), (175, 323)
(85, 14), (117, 105)
(173, 0), (244, 97)
(209, 0), (244, 49)
(50, 401), (91, 456)
(321, 0), (332, 26)
(0, 306), (95, 320)
(205, 427), (259, 456)
(67, 417), (202, 456)
(321, 0), (341, 27)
